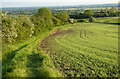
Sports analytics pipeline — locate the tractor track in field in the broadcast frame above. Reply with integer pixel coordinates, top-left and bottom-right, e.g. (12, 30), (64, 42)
(79, 30), (88, 38)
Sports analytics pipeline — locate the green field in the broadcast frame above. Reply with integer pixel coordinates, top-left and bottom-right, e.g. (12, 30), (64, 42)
(42, 22), (118, 77)
(82, 17), (119, 24)
(2, 17), (119, 77)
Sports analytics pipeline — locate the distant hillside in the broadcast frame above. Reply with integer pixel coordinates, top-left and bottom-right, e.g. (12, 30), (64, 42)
(2, 3), (118, 15)
(49, 3), (118, 9)
(2, 3), (118, 9)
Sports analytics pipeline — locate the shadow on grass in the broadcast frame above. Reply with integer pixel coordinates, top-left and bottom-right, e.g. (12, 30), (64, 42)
(95, 22), (120, 25)
(26, 53), (50, 77)
(2, 44), (28, 76)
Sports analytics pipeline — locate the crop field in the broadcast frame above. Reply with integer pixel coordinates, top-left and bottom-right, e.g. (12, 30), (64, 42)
(2, 17), (119, 77)
(41, 22), (118, 77)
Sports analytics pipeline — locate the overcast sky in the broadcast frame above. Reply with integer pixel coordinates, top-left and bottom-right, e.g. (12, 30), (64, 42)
(1, 0), (119, 8)
(2, 0), (119, 3)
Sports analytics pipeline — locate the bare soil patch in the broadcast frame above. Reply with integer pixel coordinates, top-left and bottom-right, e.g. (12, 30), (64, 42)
(39, 29), (73, 51)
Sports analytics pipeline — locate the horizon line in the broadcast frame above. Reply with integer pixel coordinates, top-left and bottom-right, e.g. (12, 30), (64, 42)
(1, 3), (118, 8)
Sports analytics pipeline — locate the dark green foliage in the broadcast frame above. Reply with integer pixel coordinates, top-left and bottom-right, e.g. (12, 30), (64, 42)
(2, 7), (71, 43)
(52, 16), (63, 26)
(70, 6), (119, 19)
(77, 19), (86, 22)
(56, 12), (70, 24)
(33, 8), (54, 35)
(15, 15), (34, 40)
(35, 7), (54, 30)
(52, 12), (57, 17)
(84, 10), (94, 18)
(35, 7), (52, 20)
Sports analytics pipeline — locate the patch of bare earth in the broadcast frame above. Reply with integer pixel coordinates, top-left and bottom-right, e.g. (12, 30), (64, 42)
(39, 29), (73, 52)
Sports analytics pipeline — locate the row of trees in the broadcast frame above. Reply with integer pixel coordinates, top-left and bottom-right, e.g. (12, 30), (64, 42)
(2, 8), (70, 43)
(70, 6), (119, 19)
(2, 6), (119, 43)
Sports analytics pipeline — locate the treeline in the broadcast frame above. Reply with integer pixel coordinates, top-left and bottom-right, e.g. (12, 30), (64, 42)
(2, 8), (38, 15)
(70, 6), (119, 19)
(2, 8), (70, 44)
(2, 6), (119, 44)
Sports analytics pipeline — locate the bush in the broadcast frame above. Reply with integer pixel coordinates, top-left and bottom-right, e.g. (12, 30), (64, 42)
(89, 17), (96, 22)
(52, 16), (63, 26)
(68, 19), (77, 24)
(15, 15), (34, 40)
(73, 19), (77, 23)
(2, 16), (18, 43)
(77, 19), (86, 22)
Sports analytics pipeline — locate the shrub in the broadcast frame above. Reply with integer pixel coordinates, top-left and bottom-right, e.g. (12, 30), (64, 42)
(15, 15), (34, 40)
(73, 19), (77, 23)
(77, 19), (86, 22)
(2, 16), (18, 43)
(89, 17), (96, 22)
(68, 19), (77, 24)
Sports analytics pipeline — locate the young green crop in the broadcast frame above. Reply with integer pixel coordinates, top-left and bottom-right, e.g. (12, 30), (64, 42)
(43, 22), (118, 77)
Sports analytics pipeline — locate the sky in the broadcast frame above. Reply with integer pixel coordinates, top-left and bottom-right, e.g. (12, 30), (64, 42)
(1, 0), (119, 8)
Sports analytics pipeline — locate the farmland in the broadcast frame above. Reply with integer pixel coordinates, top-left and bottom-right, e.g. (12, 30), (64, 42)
(40, 17), (119, 77)
(2, 17), (119, 77)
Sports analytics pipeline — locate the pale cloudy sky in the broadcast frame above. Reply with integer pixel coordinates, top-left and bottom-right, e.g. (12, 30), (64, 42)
(2, 0), (119, 3)
(1, 0), (119, 8)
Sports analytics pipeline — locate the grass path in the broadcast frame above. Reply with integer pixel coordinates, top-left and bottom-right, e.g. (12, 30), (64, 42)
(2, 30), (62, 77)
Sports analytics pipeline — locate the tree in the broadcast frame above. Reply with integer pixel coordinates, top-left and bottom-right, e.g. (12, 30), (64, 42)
(108, 6), (119, 16)
(84, 10), (94, 18)
(34, 7), (54, 34)
(35, 7), (52, 20)
(109, 6), (118, 13)
(56, 12), (70, 24)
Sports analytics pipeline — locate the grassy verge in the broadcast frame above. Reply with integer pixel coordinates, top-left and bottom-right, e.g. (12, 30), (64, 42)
(2, 29), (63, 77)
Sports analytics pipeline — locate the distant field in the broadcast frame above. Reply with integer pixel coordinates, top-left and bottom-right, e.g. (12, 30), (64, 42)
(95, 17), (119, 23)
(83, 7), (111, 10)
(2, 17), (119, 77)
(82, 17), (119, 24)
